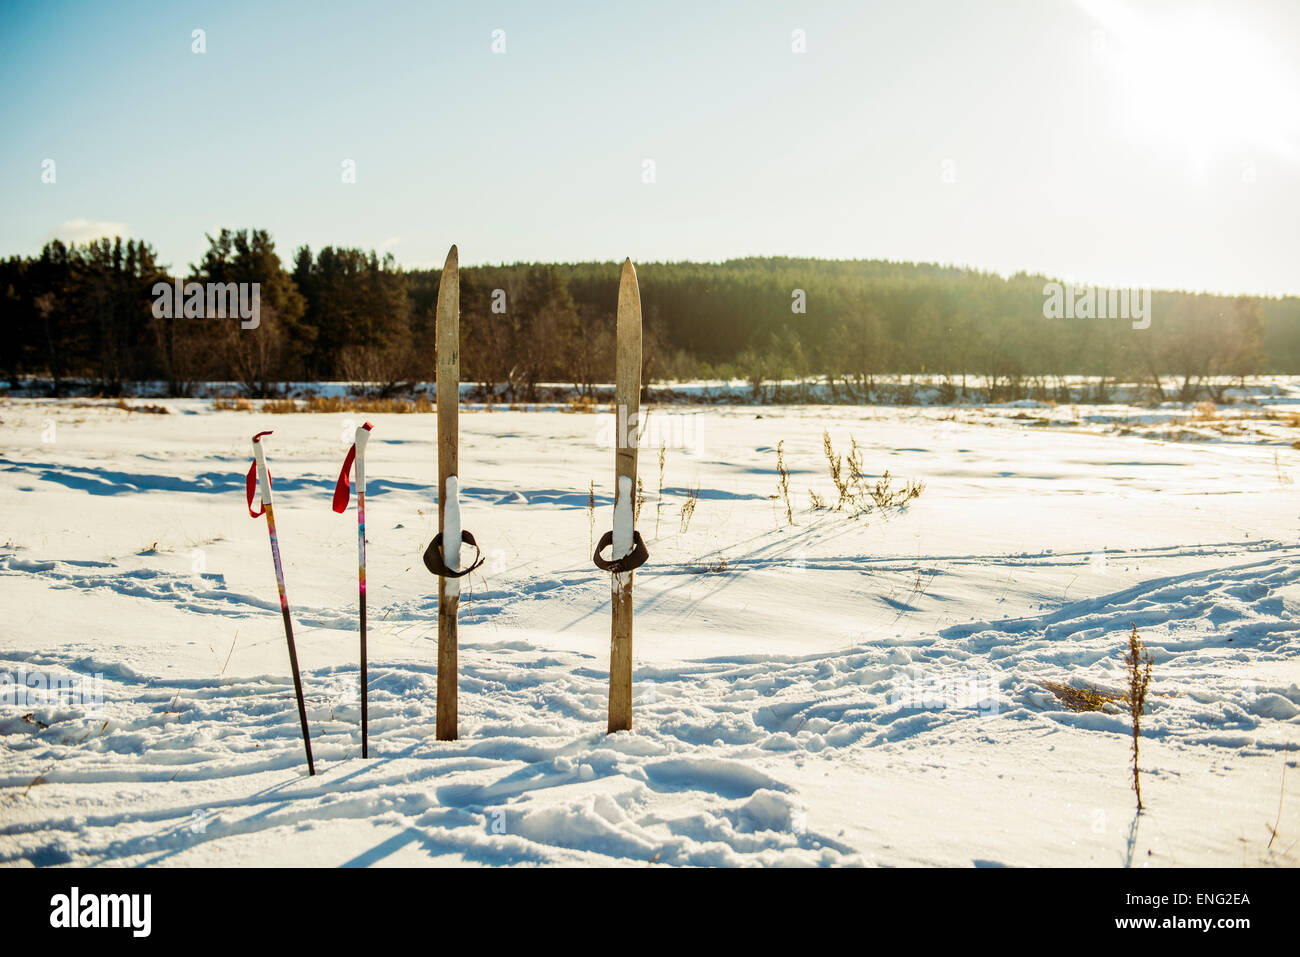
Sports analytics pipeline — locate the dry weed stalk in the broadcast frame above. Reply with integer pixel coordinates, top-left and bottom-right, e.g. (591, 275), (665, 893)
(680, 484), (700, 533)
(776, 440), (795, 525)
(656, 442), (667, 537)
(1125, 623), (1153, 811)
(821, 430), (924, 517)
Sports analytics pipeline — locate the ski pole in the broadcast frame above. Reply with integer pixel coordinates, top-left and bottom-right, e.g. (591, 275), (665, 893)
(333, 421), (373, 757)
(247, 430), (315, 775)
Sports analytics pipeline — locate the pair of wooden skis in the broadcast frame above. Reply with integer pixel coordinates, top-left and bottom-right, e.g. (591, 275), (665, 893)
(426, 248), (647, 739)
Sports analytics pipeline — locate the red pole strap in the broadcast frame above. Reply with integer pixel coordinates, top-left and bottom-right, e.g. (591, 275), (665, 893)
(332, 444), (357, 513)
(332, 422), (374, 513)
(246, 462), (262, 517)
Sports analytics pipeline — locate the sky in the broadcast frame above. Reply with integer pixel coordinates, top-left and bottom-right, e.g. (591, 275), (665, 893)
(1, 0), (1298, 296)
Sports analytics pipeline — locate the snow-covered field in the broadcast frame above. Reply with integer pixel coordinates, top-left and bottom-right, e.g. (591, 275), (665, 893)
(1, 393), (1297, 867)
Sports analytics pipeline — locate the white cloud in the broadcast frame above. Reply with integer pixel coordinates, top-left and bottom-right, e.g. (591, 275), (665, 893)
(46, 218), (129, 245)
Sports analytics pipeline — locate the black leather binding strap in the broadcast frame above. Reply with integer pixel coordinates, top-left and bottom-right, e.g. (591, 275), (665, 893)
(423, 530), (486, 578)
(592, 530), (649, 573)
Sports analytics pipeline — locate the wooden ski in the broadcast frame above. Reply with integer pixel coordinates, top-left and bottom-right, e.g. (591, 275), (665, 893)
(435, 244), (461, 741)
(607, 258), (643, 733)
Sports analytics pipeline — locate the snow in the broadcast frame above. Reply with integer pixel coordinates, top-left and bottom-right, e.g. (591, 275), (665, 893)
(443, 475), (461, 598)
(613, 475), (633, 558)
(0, 393), (1297, 867)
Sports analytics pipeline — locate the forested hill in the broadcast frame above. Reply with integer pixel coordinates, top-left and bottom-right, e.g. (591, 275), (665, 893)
(4, 230), (1299, 399)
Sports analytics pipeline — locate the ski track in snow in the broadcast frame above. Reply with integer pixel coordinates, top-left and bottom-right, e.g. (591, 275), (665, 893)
(2, 547), (1298, 866)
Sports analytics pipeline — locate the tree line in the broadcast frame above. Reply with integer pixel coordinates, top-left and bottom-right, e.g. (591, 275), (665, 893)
(2, 228), (1297, 401)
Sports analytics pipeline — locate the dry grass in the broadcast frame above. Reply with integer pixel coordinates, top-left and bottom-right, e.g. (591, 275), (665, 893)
(776, 440), (794, 525)
(1275, 452), (1294, 485)
(565, 395), (598, 414)
(1042, 680), (1119, 713)
(212, 396), (253, 411)
(259, 398), (299, 414)
(822, 430), (924, 517)
(655, 443), (666, 537)
(869, 469), (925, 509)
(691, 557), (728, 574)
(1267, 752), (1290, 850)
(115, 398), (169, 414)
(255, 395), (434, 414)
(679, 484), (700, 533)
(824, 430), (849, 509)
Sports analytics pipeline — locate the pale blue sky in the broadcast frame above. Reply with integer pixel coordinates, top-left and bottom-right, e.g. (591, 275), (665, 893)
(2, 0), (1297, 294)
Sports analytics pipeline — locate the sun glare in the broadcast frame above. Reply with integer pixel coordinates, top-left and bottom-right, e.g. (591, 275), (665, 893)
(1081, 0), (1300, 167)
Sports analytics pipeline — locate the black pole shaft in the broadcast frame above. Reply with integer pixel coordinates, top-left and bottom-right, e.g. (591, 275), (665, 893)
(360, 588), (368, 758)
(260, 477), (314, 776)
(281, 605), (316, 775)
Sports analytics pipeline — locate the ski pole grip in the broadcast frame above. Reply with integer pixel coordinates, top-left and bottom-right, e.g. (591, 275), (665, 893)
(251, 431), (273, 512)
(593, 530), (649, 573)
(423, 530), (486, 578)
(332, 423), (373, 514)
